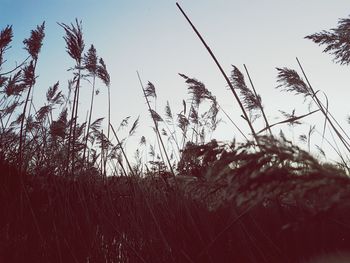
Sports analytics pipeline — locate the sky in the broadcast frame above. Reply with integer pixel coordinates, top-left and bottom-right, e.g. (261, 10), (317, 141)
(1, 0), (350, 163)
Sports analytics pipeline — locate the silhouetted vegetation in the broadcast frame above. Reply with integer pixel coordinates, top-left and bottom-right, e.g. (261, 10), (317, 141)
(1, 5), (350, 263)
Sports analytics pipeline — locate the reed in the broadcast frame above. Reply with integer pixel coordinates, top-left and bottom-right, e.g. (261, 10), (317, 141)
(1, 8), (350, 263)
(18, 22), (45, 172)
(58, 19), (84, 175)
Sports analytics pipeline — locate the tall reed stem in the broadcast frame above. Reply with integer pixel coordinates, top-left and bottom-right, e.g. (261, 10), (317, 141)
(176, 3), (259, 144)
(66, 79), (77, 174)
(71, 70), (81, 173)
(296, 57), (350, 153)
(110, 123), (134, 176)
(104, 85), (111, 176)
(137, 71), (176, 177)
(83, 75), (96, 163)
(19, 59), (37, 171)
(243, 64), (272, 135)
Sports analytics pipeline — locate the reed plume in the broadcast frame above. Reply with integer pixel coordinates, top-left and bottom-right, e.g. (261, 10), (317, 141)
(58, 19), (84, 174)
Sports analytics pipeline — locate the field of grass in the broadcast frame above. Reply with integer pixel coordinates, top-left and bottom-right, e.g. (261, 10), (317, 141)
(1, 6), (350, 263)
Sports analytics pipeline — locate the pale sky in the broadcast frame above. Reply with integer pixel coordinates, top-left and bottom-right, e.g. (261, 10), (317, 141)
(2, 0), (350, 162)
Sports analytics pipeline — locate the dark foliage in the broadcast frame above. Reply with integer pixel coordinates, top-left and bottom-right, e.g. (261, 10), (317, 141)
(2, 139), (350, 262)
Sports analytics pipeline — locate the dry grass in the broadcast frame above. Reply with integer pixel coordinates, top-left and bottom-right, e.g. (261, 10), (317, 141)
(1, 9), (350, 263)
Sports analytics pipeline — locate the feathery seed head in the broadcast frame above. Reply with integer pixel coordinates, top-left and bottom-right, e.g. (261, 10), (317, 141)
(3, 71), (24, 96)
(23, 61), (36, 87)
(165, 101), (173, 122)
(276, 67), (312, 97)
(46, 81), (64, 105)
(83, 44), (98, 75)
(230, 65), (260, 111)
(0, 25), (13, 66)
(58, 19), (84, 64)
(139, 136), (146, 146)
(305, 16), (350, 65)
(36, 105), (51, 122)
(145, 82), (157, 98)
(0, 25), (13, 51)
(129, 116), (140, 136)
(179, 73), (212, 106)
(23, 22), (45, 60)
(149, 109), (163, 123)
(97, 58), (110, 86)
(177, 113), (189, 132)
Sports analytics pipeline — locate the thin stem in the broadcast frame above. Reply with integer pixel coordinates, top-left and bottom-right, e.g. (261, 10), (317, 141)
(217, 104), (249, 141)
(0, 55), (30, 76)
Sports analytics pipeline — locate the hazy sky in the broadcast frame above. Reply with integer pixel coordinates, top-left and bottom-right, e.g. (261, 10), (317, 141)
(2, 0), (350, 162)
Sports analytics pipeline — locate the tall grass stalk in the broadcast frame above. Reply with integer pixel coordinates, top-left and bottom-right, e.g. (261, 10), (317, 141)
(176, 3), (259, 144)
(180, 97), (193, 149)
(217, 104), (249, 141)
(110, 123), (134, 176)
(110, 123), (175, 260)
(137, 71), (176, 177)
(19, 22), (45, 171)
(82, 45), (98, 164)
(164, 101), (181, 156)
(257, 109), (319, 134)
(18, 61), (37, 168)
(97, 58), (111, 174)
(296, 57), (350, 154)
(105, 83), (111, 174)
(58, 19), (84, 174)
(71, 68), (82, 172)
(0, 56), (30, 77)
(243, 64), (272, 135)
